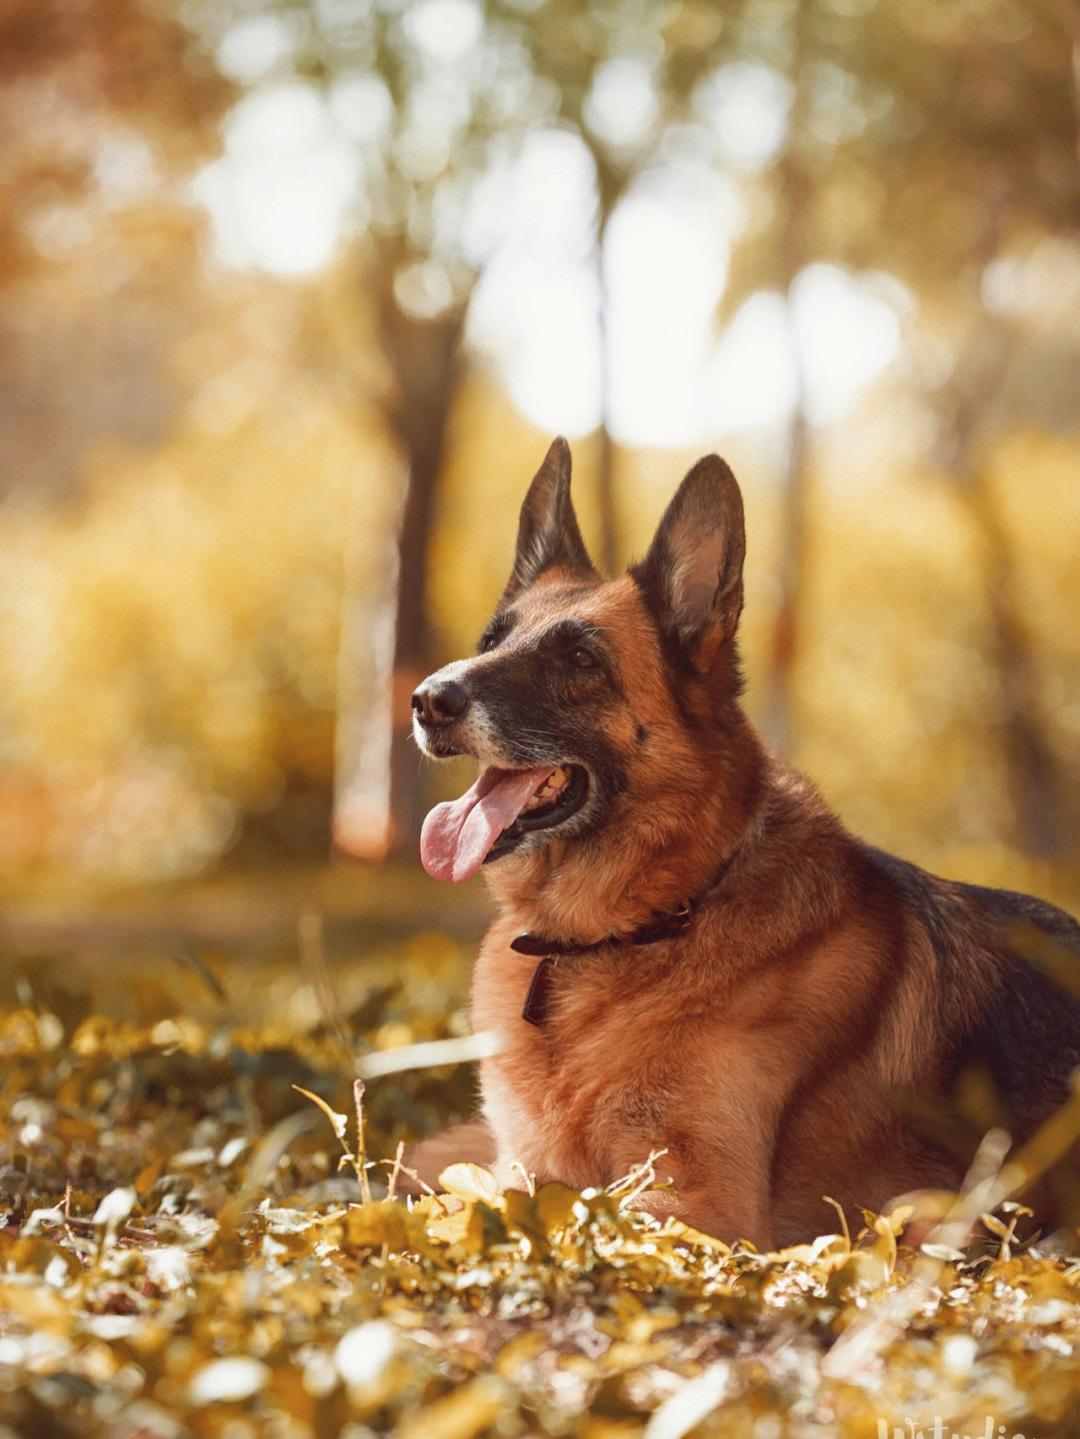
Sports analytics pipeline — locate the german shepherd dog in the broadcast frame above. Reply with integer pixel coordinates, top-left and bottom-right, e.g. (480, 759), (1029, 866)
(409, 438), (1080, 1248)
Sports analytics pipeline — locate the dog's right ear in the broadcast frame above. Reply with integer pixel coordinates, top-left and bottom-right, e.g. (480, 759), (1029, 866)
(630, 455), (746, 660)
(499, 437), (598, 605)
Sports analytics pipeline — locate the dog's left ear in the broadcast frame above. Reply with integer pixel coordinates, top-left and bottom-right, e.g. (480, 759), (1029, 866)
(500, 437), (598, 604)
(631, 455), (745, 655)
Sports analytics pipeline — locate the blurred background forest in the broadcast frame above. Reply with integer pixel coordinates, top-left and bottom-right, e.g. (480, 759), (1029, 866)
(2, 0), (1080, 1022)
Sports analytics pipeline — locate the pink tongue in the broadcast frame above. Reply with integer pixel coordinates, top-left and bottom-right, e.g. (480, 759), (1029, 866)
(420, 766), (554, 882)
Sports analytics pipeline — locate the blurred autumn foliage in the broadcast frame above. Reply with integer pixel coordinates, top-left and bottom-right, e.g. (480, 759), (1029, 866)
(0, 0), (1077, 922)
(4, 8), (1080, 1434)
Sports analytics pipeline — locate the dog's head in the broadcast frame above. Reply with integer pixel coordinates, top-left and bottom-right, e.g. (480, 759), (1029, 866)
(412, 438), (747, 885)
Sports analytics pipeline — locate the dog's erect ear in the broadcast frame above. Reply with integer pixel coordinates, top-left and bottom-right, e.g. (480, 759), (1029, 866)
(500, 438), (598, 604)
(630, 455), (745, 653)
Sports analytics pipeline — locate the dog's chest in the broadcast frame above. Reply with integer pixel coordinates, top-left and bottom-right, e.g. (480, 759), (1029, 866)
(472, 944), (677, 1185)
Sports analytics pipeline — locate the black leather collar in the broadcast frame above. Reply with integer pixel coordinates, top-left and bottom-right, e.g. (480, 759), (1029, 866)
(511, 880), (717, 1029)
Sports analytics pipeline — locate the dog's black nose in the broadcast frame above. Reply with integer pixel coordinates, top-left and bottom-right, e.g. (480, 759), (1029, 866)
(412, 677), (469, 727)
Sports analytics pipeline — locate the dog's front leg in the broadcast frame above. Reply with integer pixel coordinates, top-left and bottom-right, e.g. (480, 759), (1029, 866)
(627, 1169), (774, 1251)
(399, 1117), (496, 1197)
(611, 1095), (778, 1250)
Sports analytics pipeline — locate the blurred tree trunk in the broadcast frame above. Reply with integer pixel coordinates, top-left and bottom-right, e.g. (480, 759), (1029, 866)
(334, 250), (466, 861)
(945, 296), (1066, 858)
(1063, 0), (1080, 161)
(981, 496), (1065, 857)
(382, 303), (465, 852)
(595, 283), (618, 578)
(595, 163), (623, 579)
(763, 5), (813, 759)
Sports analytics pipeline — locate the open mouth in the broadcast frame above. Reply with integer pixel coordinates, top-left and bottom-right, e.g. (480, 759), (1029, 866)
(420, 761), (590, 882)
(489, 763), (589, 858)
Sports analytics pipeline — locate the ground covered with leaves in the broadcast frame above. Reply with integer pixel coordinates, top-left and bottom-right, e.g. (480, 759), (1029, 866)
(4, 928), (1080, 1439)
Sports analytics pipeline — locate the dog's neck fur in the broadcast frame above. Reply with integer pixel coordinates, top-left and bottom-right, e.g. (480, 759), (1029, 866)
(484, 708), (767, 945)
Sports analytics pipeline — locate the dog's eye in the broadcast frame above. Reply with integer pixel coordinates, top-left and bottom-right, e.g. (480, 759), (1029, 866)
(567, 647), (599, 670)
